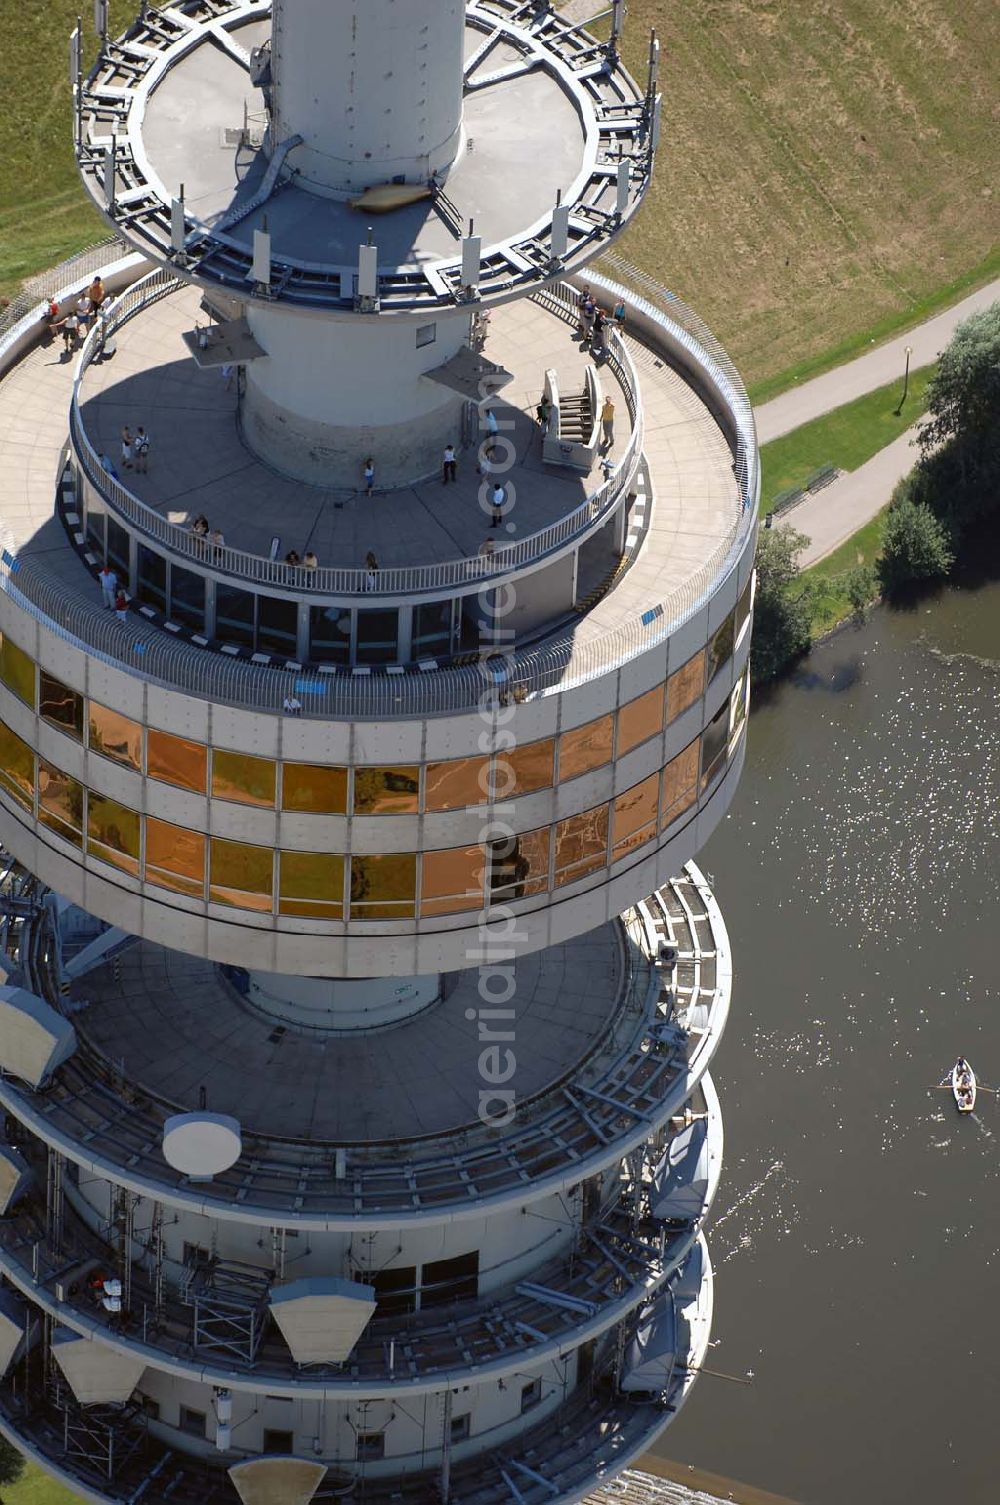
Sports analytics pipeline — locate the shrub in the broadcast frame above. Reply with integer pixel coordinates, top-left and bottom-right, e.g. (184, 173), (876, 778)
(840, 563), (878, 619)
(877, 495), (954, 593)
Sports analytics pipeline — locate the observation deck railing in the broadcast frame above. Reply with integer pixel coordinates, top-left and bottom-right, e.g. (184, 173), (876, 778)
(69, 272), (644, 599)
(1, 248), (757, 721)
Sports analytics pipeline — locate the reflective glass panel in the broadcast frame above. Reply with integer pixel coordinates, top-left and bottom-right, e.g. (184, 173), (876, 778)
(554, 805), (609, 886)
(258, 595), (299, 657)
(89, 703), (142, 770)
(85, 508), (105, 556)
(209, 838), (274, 911)
(356, 608), (399, 666)
(0, 634), (35, 708)
(660, 740), (700, 831)
(558, 716), (614, 781)
(147, 728), (207, 794)
(666, 650), (705, 724)
(707, 611), (735, 685)
(282, 762), (347, 814)
(489, 826), (551, 902)
(701, 703), (729, 790)
(146, 818), (206, 898)
(611, 773), (659, 858)
(425, 757), (488, 813)
(39, 671), (83, 740)
(106, 518), (131, 587)
(212, 749), (276, 807)
(309, 605), (351, 666)
(617, 685), (664, 757)
(735, 575), (754, 640)
(730, 669), (750, 747)
(350, 853), (416, 918)
(169, 565), (205, 632)
(87, 793), (140, 877)
(0, 721), (34, 808)
(38, 761), (83, 847)
(279, 851), (345, 918)
(215, 584), (255, 649)
(421, 846), (485, 916)
(413, 600), (453, 658)
(137, 545), (167, 614)
(353, 767), (419, 814)
(495, 739), (555, 800)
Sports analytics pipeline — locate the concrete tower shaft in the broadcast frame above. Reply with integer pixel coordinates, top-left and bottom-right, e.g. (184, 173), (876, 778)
(269, 0), (466, 196)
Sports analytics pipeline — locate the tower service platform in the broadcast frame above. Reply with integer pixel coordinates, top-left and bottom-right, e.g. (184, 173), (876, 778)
(0, 1), (758, 1501)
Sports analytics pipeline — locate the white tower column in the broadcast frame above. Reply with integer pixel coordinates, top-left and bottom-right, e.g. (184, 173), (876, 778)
(270, 0), (467, 196)
(242, 305), (468, 486)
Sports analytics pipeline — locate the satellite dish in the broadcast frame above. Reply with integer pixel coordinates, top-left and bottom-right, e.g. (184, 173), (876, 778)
(162, 1113), (241, 1176)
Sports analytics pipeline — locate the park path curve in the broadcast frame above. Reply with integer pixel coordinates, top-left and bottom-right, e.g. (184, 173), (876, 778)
(754, 277), (999, 566)
(755, 277), (1000, 444)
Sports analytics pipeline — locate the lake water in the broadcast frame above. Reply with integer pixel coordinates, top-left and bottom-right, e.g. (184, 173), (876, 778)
(655, 580), (1000, 1504)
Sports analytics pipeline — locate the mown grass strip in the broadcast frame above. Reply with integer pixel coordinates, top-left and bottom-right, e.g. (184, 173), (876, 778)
(758, 366), (935, 515)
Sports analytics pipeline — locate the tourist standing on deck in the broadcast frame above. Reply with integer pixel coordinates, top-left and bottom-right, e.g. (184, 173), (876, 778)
(601, 396), (615, 449)
(442, 443), (457, 484)
(98, 563), (117, 609)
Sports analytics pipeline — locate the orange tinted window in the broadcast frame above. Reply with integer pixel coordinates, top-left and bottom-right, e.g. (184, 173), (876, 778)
(612, 773), (659, 858)
(554, 806), (609, 886)
(146, 818), (206, 897)
(666, 650), (705, 723)
(617, 685), (664, 756)
(148, 729), (207, 794)
(422, 847), (486, 915)
(558, 716), (614, 781)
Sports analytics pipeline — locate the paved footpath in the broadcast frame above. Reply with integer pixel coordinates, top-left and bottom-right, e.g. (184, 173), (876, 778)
(755, 277), (1000, 566)
(779, 424), (921, 568)
(755, 277), (1000, 444)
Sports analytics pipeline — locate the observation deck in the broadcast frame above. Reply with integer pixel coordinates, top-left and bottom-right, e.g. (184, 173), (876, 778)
(0, 261), (753, 714)
(74, 0), (655, 314)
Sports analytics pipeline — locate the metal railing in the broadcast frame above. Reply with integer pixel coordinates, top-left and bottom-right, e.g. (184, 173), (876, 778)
(70, 272), (644, 599)
(597, 253), (759, 515)
(1, 252), (756, 721)
(0, 237), (129, 348)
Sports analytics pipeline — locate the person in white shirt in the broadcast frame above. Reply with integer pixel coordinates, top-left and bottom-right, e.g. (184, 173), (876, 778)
(491, 482), (505, 529)
(442, 444), (457, 484)
(98, 563), (117, 609)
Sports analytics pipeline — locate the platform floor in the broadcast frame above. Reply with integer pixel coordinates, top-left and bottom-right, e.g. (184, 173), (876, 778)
(73, 288), (630, 571)
(0, 278), (741, 673)
(73, 923), (626, 1142)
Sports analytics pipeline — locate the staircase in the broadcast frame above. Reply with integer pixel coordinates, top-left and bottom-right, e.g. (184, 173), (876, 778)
(559, 384), (593, 443)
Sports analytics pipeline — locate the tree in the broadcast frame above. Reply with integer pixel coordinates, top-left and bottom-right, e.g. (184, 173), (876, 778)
(840, 562), (878, 620)
(750, 525), (814, 682)
(0, 1436), (25, 1499)
(877, 494), (954, 594)
(910, 302), (1000, 540)
(919, 302), (1000, 458)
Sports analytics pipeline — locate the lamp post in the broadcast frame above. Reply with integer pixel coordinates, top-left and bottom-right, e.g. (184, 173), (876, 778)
(895, 345), (913, 415)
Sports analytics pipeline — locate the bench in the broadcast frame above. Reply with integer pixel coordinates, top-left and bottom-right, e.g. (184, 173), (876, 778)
(804, 462), (838, 492)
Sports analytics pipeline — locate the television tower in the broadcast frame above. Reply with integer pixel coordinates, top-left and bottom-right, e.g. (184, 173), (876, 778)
(0, 1), (757, 1500)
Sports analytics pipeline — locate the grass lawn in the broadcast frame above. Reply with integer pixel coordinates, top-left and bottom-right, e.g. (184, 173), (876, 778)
(758, 364), (935, 513)
(5, 1462), (82, 1504)
(614, 0), (1000, 396)
(2, 2), (998, 397)
(801, 506), (888, 636)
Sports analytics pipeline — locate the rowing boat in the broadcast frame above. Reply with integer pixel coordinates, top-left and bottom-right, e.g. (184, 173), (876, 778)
(952, 1058), (976, 1114)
